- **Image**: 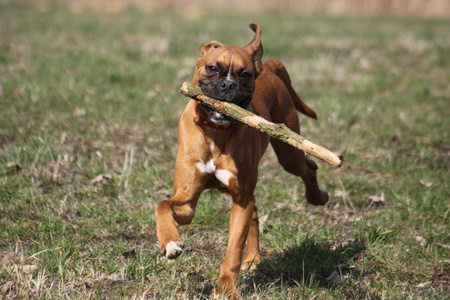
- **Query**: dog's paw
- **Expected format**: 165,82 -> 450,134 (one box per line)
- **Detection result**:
211,287 -> 239,300
320,187 -> 329,202
240,262 -> 258,271
241,255 -> 261,271
306,186 -> 329,206
163,241 -> 184,259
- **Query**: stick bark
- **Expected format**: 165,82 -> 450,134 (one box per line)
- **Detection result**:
179,82 -> 342,167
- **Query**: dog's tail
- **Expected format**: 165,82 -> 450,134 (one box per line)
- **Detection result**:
263,59 -> 317,120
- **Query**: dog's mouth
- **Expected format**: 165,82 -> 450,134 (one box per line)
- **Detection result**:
201,95 -> 252,125
197,81 -> 252,125
203,105 -> 235,125
199,82 -> 252,105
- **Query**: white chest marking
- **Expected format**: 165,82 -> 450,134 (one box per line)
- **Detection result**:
196,157 -> 236,187
226,55 -> 234,81
214,169 -> 235,186
196,158 -> 216,174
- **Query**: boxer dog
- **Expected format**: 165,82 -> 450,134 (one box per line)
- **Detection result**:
155,23 -> 329,298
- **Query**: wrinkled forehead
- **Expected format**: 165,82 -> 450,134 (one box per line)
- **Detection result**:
206,46 -> 253,69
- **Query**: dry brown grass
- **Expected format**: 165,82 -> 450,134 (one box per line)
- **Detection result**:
7,0 -> 450,17
1,3 -> 448,298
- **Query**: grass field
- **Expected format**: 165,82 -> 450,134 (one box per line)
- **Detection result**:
1,3 -> 449,299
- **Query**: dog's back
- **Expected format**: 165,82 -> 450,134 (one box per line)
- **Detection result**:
262,59 -> 317,120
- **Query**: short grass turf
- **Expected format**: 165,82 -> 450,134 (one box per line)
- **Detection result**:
0,3 -> 449,299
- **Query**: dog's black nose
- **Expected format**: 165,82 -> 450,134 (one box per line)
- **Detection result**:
219,79 -> 236,91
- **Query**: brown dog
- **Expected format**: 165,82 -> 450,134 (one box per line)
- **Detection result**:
155,23 -> 328,298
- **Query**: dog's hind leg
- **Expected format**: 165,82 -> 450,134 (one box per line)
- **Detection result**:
263,59 -> 317,120
271,138 -> 328,206
268,93 -> 328,205
264,61 -> 328,206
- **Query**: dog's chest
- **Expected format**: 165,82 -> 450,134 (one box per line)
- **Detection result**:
195,141 -> 237,189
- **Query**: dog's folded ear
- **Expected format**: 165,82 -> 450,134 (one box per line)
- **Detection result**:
193,41 -> 225,84
243,23 -> 263,77
199,41 -> 224,57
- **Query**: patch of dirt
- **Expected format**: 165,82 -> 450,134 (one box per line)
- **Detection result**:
0,251 -> 40,268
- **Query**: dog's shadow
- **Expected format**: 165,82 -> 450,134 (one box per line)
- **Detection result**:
195,228 -> 395,298
240,236 -> 365,294
196,236 -> 365,298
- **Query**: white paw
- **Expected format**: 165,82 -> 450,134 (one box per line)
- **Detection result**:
320,187 -> 329,201
241,262 -> 258,271
164,241 -> 184,259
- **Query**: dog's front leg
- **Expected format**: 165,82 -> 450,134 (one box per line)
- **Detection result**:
155,190 -> 200,259
241,205 -> 261,270
155,161 -> 205,259
214,195 -> 255,299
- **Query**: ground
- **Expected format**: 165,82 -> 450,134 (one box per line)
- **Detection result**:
0,3 -> 449,299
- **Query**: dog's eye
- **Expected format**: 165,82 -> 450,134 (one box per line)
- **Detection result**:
239,71 -> 252,79
206,65 -> 218,73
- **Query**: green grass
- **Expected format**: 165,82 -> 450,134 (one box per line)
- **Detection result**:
1,3 -> 449,299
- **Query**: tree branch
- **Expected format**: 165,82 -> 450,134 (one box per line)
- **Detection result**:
179,82 -> 342,167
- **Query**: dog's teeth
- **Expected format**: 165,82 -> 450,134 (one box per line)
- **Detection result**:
165,241 -> 183,259
212,111 -> 224,118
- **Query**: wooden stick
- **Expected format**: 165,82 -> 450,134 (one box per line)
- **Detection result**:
179,82 -> 342,167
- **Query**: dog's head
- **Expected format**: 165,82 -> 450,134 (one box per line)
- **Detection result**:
193,23 -> 263,125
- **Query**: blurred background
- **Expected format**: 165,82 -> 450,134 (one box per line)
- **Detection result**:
18,0 -> 450,17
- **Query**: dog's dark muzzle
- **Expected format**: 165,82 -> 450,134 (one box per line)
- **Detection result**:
219,78 -> 237,93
